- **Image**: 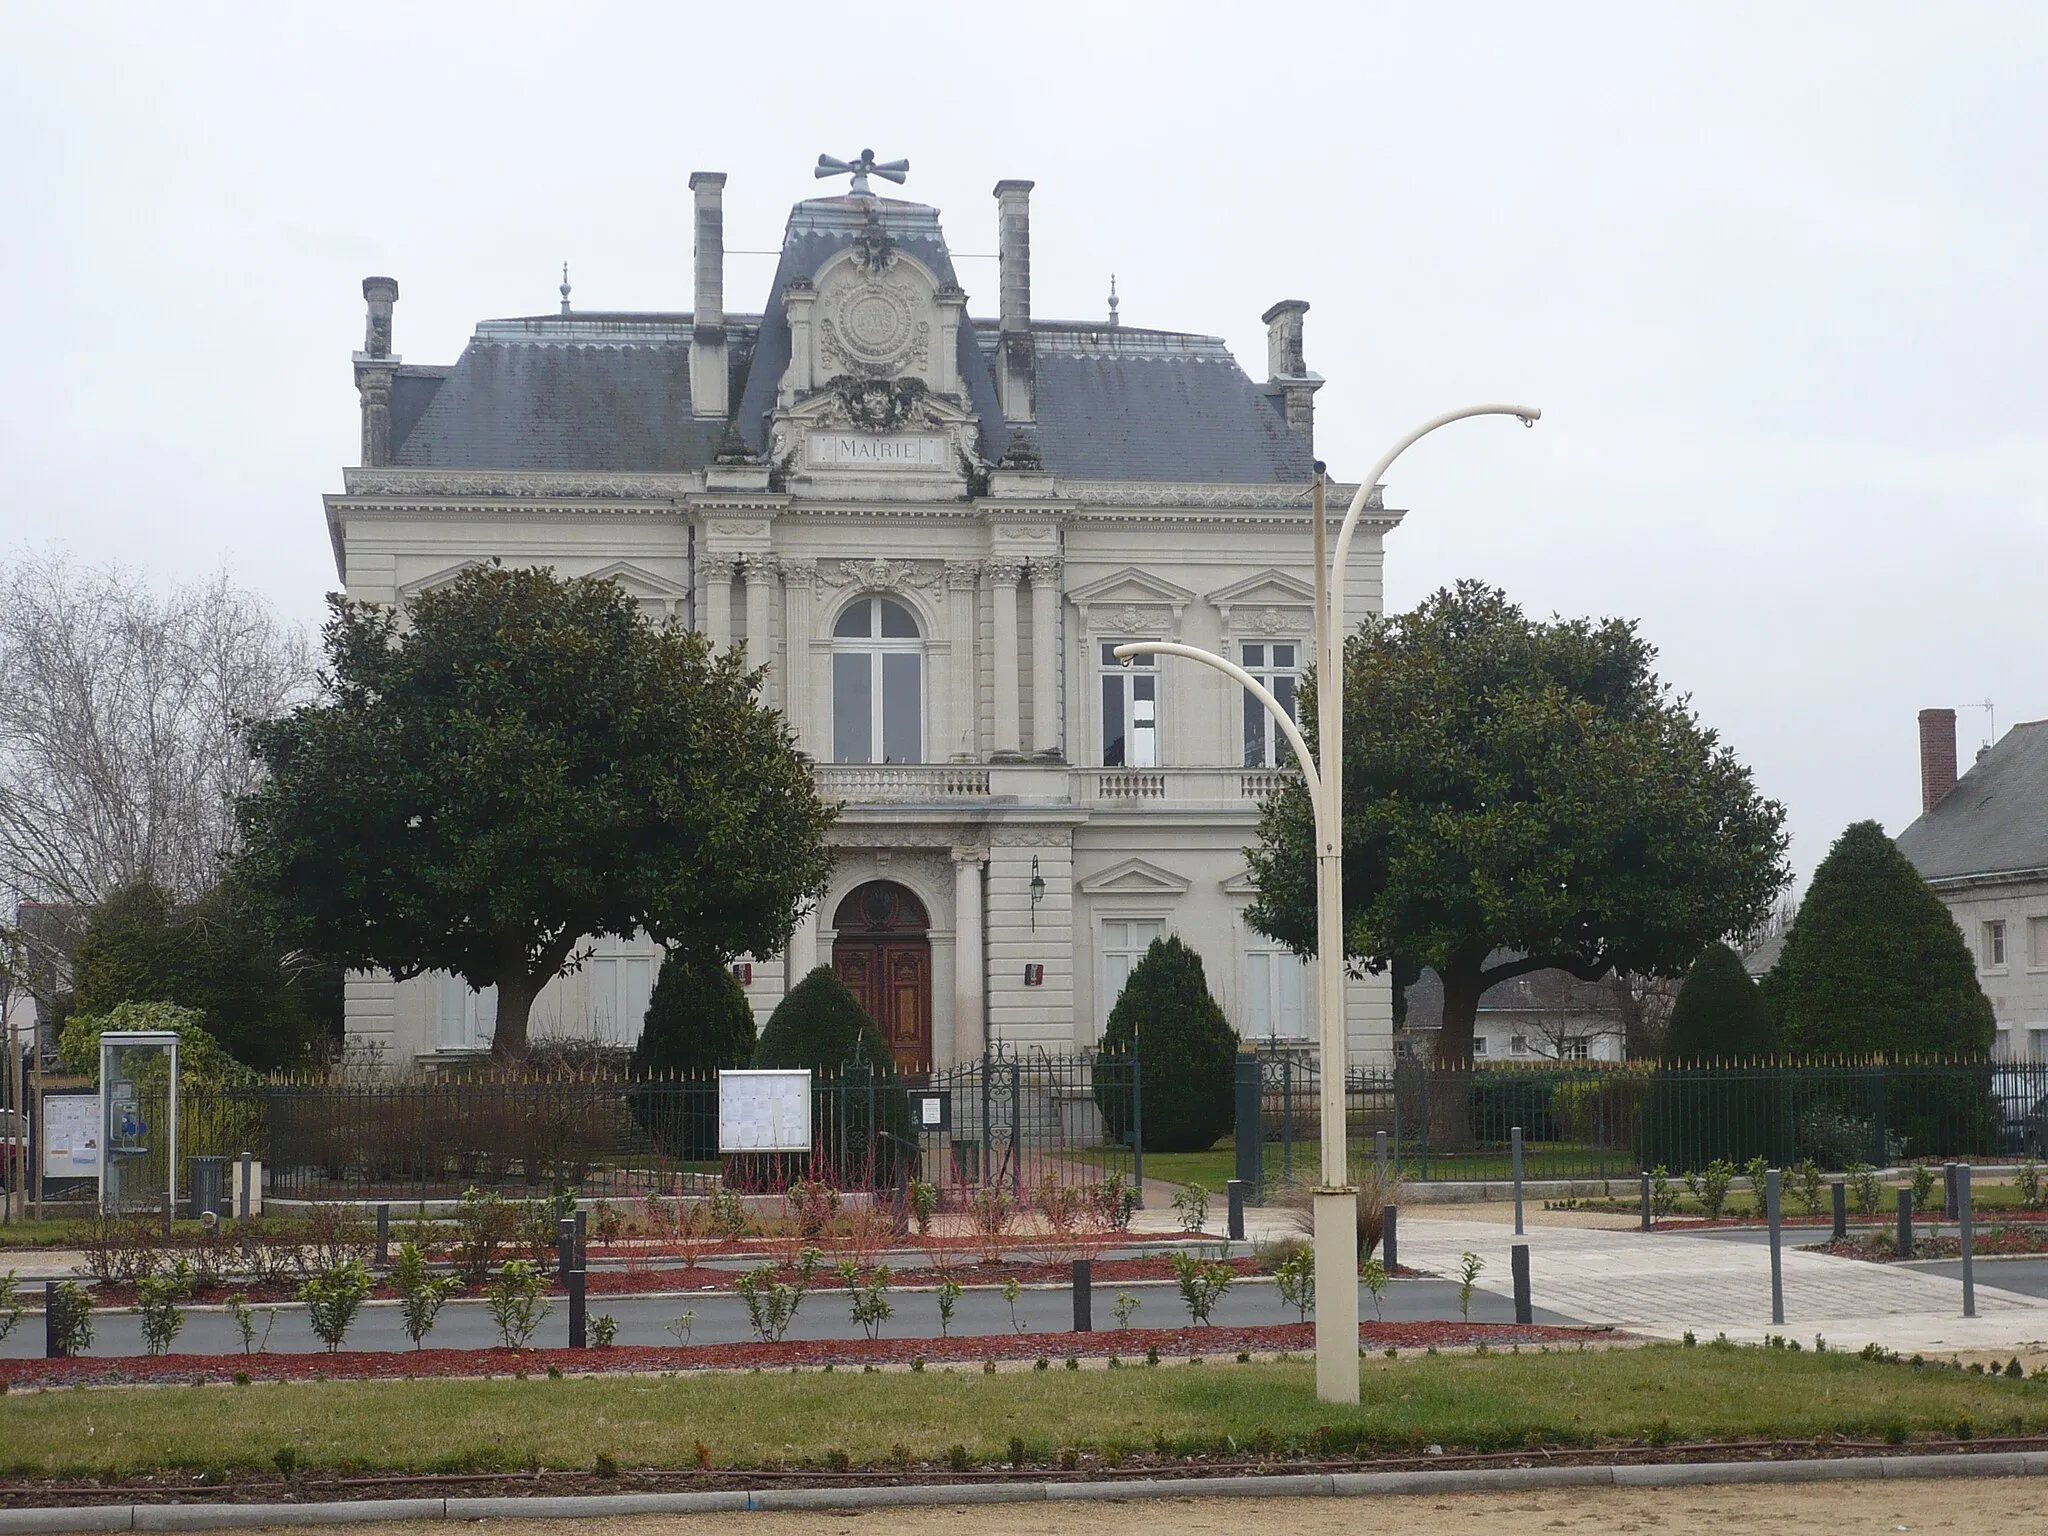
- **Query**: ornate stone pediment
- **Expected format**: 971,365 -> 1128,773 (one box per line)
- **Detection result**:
1078,856 -> 1192,897
1067,566 -> 1196,635
1207,569 -> 1315,636
396,558 -> 489,598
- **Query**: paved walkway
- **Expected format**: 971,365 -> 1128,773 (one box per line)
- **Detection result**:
1396,1208 -> 2048,1356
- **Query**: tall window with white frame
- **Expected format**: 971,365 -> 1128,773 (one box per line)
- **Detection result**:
1100,642 -> 1159,767
1984,919 -> 2009,970
1100,918 -> 1163,1019
1240,641 -> 1299,767
1243,938 -> 1310,1042
833,596 -> 923,764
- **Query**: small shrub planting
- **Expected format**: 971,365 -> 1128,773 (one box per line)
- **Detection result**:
1170,1249 -> 1234,1326
487,1260 -> 551,1350
300,1261 -> 371,1353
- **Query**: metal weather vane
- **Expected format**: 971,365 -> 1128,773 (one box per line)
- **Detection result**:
815,149 -> 909,198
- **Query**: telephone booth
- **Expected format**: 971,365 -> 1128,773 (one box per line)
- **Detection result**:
98,1030 -> 179,1217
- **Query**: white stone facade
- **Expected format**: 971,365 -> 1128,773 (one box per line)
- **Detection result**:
327,166 -> 1396,1072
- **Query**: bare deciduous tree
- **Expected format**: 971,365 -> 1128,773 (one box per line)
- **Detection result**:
0,553 -> 313,916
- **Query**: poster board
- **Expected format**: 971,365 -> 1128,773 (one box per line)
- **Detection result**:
717,1069 -> 812,1154
42,1093 -> 100,1179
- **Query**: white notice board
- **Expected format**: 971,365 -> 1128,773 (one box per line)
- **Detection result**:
717,1069 -> 812,1154
42,1093 -> 100,1179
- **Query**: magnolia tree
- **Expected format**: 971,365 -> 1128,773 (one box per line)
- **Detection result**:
236,565 -> 836,1060
1248,582 -> 1789,1066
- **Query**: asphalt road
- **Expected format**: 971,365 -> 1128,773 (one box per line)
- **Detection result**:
0,1276 -> 1576,1359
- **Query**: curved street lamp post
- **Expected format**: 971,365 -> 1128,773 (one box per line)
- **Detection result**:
1116,403 -> 1540,1404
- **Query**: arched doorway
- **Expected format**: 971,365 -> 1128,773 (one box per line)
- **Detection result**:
832,880 -> 933,1072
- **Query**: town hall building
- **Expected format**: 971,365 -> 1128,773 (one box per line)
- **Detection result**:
324,152 -> 1398,1071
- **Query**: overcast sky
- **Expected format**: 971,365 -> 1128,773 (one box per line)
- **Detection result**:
2,2 -> 2042,886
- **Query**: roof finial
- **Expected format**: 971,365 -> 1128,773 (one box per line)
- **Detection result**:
559,262 -> 572,316
1108,273 -> 1119,328
815,149 -> 909,198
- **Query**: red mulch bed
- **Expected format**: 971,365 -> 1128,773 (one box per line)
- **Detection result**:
0,1320 -> 1608,1391
1804,1225 -> 2048,1262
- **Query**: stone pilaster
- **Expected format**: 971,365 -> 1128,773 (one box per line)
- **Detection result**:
951,846 -> 986,1066
780,559 -> 816,749
699,552 -> 738,650
743,557 -> 778,697
1027,558 -> 1062,756
986,558 -> 1025,756
944,560 -> 983,760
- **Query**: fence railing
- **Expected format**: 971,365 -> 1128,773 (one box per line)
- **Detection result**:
124,1051 -> 1141,1207
1237,1054 -> 2047,1190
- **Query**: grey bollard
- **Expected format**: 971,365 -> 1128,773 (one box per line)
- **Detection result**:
1897,1186 -> 1914,1259
1640,1172 -> 1652,1232
1959,1164 -> 1975,1320
376,1204 -> 390,1269
575,1208 -> 587,1244
1072,1259 -> 1093,1332
569,1265 -> 586,1349
1945,1162 -> 1959,1221
44,1280 -> 61,1358
238,1149 -> 253,1262
1226,1179 -> 1246,1242
1511,1242 -> 1532,1324
1382,1204 -> 1398,1272
1511,1126 -> 1525,1236
1766,1168 -> 1784,1327
557,1218 -> 576,1284
1831,1181 -> 1847,1242
1375,1130 -> 1388,1182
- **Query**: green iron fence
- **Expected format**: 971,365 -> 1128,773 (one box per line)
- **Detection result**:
1239,1052 -> 2041,1191
140,1051 -> 1140,1206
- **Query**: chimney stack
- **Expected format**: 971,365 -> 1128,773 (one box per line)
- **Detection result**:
994,179 -> 1035,423
1919,707 -> 1958,814
1261,299 -> 1323,452
355,277 -> 400,466
689,171 -> 729,420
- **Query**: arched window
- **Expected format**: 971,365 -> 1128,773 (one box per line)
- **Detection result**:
833,596 -> 923,763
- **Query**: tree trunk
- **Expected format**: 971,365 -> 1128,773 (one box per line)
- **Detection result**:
1427,957 -> 1487,1153
1432,960 -> 1486,1067
492,971 -> 538,1061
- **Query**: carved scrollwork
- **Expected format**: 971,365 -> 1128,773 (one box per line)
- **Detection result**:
818,558 -> 943,590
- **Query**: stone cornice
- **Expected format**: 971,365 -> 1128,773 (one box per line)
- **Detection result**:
342,468 -> 701,498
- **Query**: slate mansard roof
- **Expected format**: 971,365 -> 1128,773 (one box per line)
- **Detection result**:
1897,720 -> 2048,883
382,194 -> 1313,483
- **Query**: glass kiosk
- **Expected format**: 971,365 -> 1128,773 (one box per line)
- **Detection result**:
98,1030 -> 179,1218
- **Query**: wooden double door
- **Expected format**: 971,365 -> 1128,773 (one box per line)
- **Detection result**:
831,880 -> 933,1073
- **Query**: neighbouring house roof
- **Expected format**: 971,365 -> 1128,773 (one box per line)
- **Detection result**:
1401,954 -> 1622,1032
381,194 -> 1309,483
1741,931 -> 1786,978
1897,720 -> 2048,883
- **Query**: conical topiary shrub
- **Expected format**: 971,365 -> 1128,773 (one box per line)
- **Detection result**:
1764,820 -> 1998,1160
628,949 -> 758,1159
1662,942 -> 1776,1062
1763,821 -> 1995,1059
749,966 -> 915,1188
1095,935 -> 1237,1153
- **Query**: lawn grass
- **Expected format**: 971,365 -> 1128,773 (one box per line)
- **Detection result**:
1,1345 -> 2043,1477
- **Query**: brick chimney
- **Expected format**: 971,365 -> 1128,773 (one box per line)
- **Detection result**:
689,171 -> 729,420
994,179 -> 1035,423
354,277 -> 400,467
1919,707 -> 1958,814
1261,298 -> 1323,452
